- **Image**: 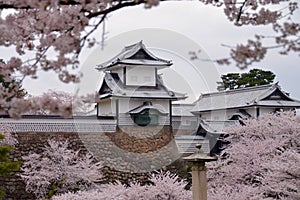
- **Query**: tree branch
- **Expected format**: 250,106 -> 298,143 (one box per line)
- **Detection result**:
236,0 -> 248,23
79,13 -> 108,54
86,0 -> 146,19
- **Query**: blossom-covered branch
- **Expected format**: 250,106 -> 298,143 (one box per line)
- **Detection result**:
0,0 -> 299,117
194,1 -> 299,68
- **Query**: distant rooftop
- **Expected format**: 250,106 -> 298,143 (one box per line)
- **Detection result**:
192,83 -> 300,113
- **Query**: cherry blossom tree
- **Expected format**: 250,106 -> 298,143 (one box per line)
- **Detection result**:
52,171 -> 191,200
0,125 -> 20,200
0,0 -> 299,117
297,115 -> 300,123
21,138 -> 190,199
0,125 -> 17,147
6,90 -> 96,118
28,90 -> 96,116
207,111 -> 300,200
7,91 -> 73,118
21,139 -> 103,199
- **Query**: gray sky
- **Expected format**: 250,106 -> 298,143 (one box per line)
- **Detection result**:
22,1 -> 300,102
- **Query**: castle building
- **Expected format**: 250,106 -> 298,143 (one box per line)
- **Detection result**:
96,41 -> 186,127
191,83 -> 300,121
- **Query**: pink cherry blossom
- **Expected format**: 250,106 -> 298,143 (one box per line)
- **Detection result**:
21,139 -> 103,199
0,0 -> 298,117
208,111 -> 300,200
0,124 -> 17,146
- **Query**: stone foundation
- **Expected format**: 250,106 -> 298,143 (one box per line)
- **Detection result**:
106,126 -> 173,153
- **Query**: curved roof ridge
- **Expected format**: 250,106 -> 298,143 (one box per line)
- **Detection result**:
123,41 -> 171,63
124,40 -> 143,50
96,41 -> 172,70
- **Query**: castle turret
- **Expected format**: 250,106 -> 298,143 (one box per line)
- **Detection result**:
96,41 -> 186,126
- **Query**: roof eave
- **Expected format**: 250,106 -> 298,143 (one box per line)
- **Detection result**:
109,95 -> 186,100
191,104 -> 255,113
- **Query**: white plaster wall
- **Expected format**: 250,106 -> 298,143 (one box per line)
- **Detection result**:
198,111 -> 212,120
245,107 -> 257,118
200,108 -> 254,120
118,98 -> 142,113
198,106 -> 296,120
118,113 -> 134,125
200,109 -> 230,121
259,107 -> 293,116
158,114 -> 170,125
98,99 -> 116,116
256,107 -> 295,117
173,116 -> 198,124
172,116 -> 199,130
125,67 -> 156,86
260,108 -> 271,116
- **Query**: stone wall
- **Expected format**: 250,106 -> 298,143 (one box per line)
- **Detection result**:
1,126 -> 180,200
106,125 -> 173,153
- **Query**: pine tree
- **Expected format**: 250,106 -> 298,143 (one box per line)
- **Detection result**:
221,68 -> 276,90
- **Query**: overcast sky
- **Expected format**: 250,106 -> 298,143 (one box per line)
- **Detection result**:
22,1 -> 300,102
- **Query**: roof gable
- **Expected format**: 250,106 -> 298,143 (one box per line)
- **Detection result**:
96,41 -> 172,70
98,78 -> 112,95
262,88 -> 292,101
128,49 -> 156,60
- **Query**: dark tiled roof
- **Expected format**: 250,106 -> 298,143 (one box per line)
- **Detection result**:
96,41 -> 172,70
98,72 -> 187,100
0,117 -> 116,133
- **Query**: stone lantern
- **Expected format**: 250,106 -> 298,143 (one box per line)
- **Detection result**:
183,144 -> 217,200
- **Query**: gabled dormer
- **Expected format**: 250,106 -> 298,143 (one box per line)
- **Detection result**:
261,87 -> 292,101
96,41 -> 172,87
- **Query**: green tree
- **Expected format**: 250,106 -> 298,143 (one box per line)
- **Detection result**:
0,59 -> 26,102
0,134 -> 20,200
221,68 -> 276,90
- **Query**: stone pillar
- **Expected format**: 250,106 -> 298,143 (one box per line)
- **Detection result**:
183,144 -> 217,200
192,162 -> 207,200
